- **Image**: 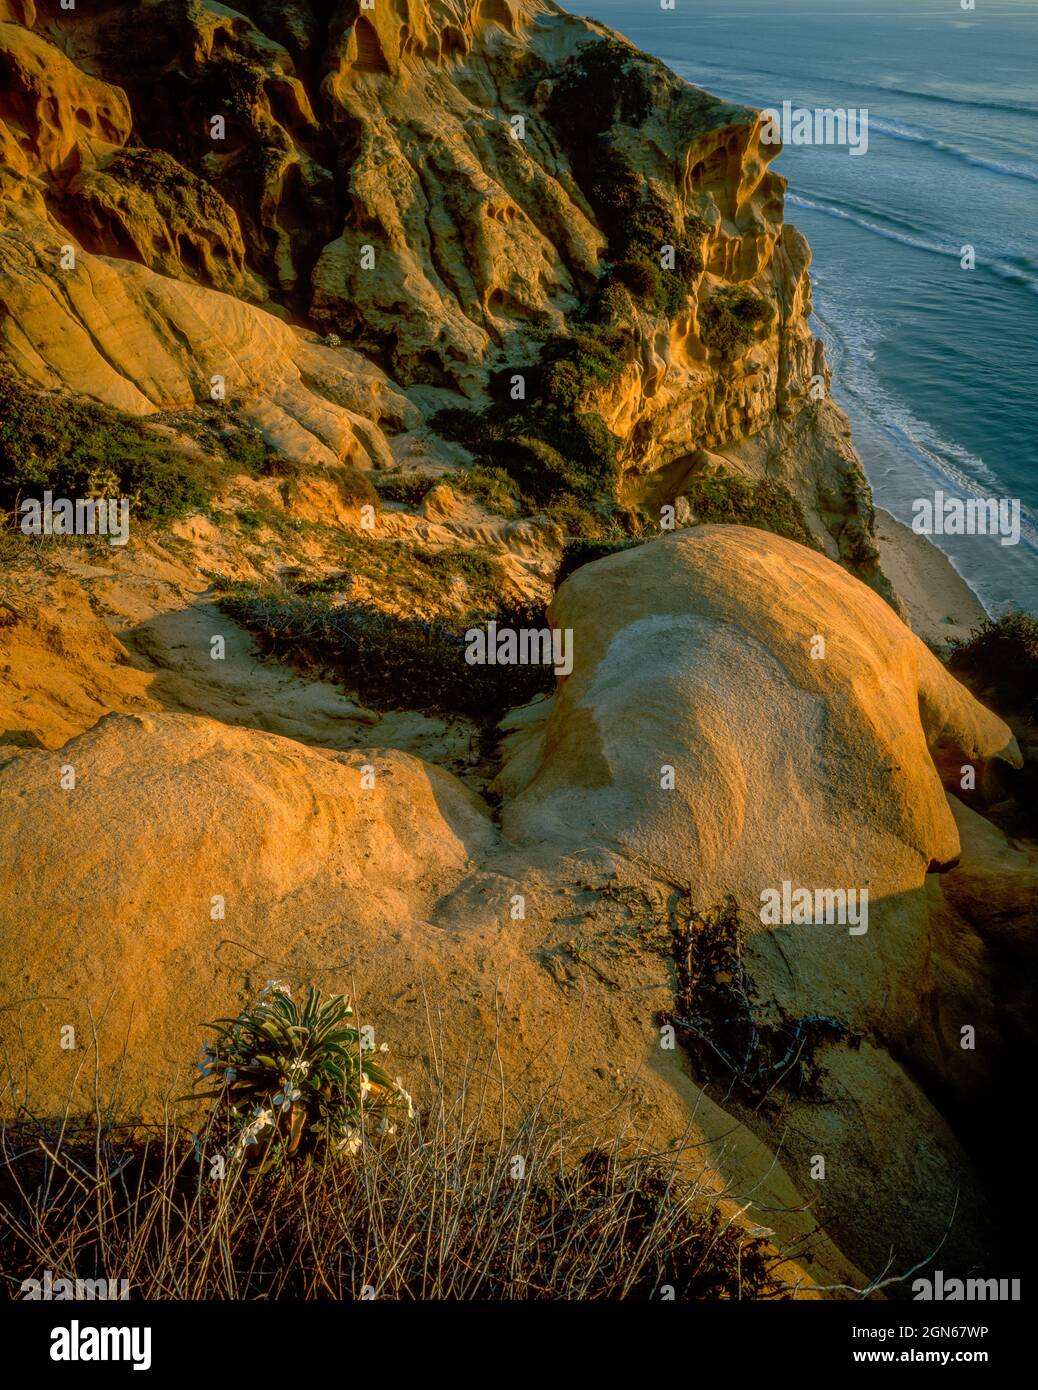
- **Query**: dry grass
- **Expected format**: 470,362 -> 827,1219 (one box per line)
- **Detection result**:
0,1075 -> 790,1301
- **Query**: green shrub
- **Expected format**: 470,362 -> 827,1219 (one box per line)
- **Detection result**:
548,39 -> 659,131
698,287 -> 771,360
219,422 -> 269,473
431,392 -> 621,515
544,44 -> 707,317
445,464 -> 522,517
555,537 -> 644,586
373,472 -> 437,506
949,611 -> 1038,719
533,330 -> 629,409
0,369 -> 236,525
261,454 -> 304,478
681,472 -> 820,550
193,982 -> 411,1175
333,464 -> 379,508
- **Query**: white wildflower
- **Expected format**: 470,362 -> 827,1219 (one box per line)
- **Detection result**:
336,1125 -> 362,1156
273,1083 -> 301,1110
394,1078 -> 415,1120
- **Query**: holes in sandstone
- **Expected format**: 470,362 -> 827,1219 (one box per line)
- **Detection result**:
352,18 -> 392,75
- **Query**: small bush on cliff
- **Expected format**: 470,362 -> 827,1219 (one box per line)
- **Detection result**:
0,371 -> 279,527
217,580 -> 553,717
662,895 -> 860,1106
431,331 -> 626,519
681,472 -> 820,550
445,464 -> 522,517
529,330 -> 628,411
699,286 -> 771,360
0,371 -> 210,524
949,610 -> 1038,720
192,982 -> 411,1175
544,43 -> 707,317
373,472 -> 438,506
547,38 -> 663,133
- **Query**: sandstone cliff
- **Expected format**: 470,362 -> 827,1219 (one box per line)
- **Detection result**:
0,0 -> 879,576
0,0 -> 1030,1297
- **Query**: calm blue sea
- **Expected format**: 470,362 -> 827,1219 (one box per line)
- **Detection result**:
580,0 -> 1038,613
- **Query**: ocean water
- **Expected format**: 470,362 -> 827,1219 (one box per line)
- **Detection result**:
579,0 -> 1038,613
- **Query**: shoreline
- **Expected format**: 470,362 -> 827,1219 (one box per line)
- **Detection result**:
874,507 -> 988,649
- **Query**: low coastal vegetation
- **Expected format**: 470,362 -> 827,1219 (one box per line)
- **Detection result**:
698,286 -> 772,360
0,997 -> 788,1300
373,465 -> 524,518
662,896 -> 860,1107
431,332 -> 627,533
949,610 -> 1038,720
0,370 -> 211,524
949,610 -> 1038,837
0,369 -> 287,526
680,471 -> 821,550
545,40 -> 709,317
217,577 -> 552,717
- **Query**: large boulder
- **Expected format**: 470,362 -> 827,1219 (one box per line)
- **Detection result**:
0,712 -> 494,1116
495,526 -> 1026,1272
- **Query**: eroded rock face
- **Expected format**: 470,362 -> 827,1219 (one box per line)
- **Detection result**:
1,5 -> 1026,1292
0,202 -> 416,463
496,526 -> 1021,888
0,0 -> 876,561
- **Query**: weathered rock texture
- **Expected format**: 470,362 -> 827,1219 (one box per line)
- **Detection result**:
0,0 -> 878,567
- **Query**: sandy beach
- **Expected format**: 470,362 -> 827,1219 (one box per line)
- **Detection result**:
874,507 -> 989,649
